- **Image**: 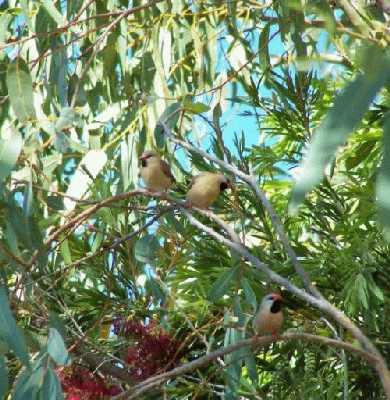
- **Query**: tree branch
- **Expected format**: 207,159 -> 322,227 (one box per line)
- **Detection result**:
158,121 -> 390,396
114,332 -> 380,399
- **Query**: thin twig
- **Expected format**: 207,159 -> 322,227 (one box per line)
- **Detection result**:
70,0 -> 164,107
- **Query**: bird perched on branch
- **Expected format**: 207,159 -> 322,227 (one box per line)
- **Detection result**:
186,172 -> 231,209
139,150 -> 175,192
253,293 -> 284,336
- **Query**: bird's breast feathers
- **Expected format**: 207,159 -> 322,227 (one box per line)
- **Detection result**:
187,179 -> 220,208
253,307 -> 283,335
140,161 -> 172,190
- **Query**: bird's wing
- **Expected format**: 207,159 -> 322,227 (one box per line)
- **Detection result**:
160,159 -> 176,182
190,172 -> 209,187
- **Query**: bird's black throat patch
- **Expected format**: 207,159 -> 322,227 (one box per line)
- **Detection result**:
220,182 -> 228,191
141,159 -> 147,167
270,300 -> 282,313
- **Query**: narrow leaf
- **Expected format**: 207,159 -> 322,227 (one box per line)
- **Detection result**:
47,328 -> 70,366
41,0 -> 66,26
377,113 -> 390,240
41,367 -> 64,400
0,287 -> 29,366
0,130 -> 23,185
0,356 -> 8,399
134,235 -> 161,264
208,266 -> 239,302
290,48 -> 390,213
259,23 -> 270,68
154,103 -> 181,148
55,107 -> 76,132
13,364 -> 44,400
6,58 -> 36,122
182,101 -> 210,114
242,278 -> 257,313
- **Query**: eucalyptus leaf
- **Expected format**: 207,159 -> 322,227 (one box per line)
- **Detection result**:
0,356 -> 8,399
41,367 -> 64,400
0,287 -> 29,366
182,101 -> 210,114
13,364 -> 44,400
0,130 -> 23,186
290,48 -> 390,213
134,234 -> 161,264
47,328 -> 70,366
6,58 -> 36,122
55,107 -> 76,132
376,113 -> 390,240
154,103 -> 181,148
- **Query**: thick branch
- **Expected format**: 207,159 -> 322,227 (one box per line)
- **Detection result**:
114,333 -> 380,399
162,123 -> 320,297
181,210 -> 390,397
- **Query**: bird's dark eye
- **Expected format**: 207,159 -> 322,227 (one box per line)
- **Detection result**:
220,182 -> 228,191
141,159 -> 147,167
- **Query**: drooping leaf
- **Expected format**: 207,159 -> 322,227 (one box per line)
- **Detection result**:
244,350 -> 258,384
145,276 -> 166,302
13,364 -> 44,400
0,356 -> 8,399
47,328 -> 70,366
290,48 -> 390,213
182,100 -> 210,114
242,278 -> 257,313
41,0 -> 66,26
46,196 -> 64,210
154,103 -> 181,148
376,113 -> 390,240
259,23 -> 271,68
55,107 -> 76,133
0,130 -> 23,186
208,266 -> 240,302
134,235 -> 161,264
41,367 -> 64,400
0,287 -> 29,366
6,58 -> 36,122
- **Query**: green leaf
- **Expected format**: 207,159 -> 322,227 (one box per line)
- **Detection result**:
154,103 -> 181,148
244,351 -> 258,384
49,312 -> 68,340
134,235 -> 161,264
377,113 -> 390,240
47,328 -> 70,366
290,48 -> 390,214
46,196 -> 64,210
41,367 -> 64,400
182,101 -> 210,114
224,327 -> 243,399
41,0 -> 66,26
345,140 -> 376,170
0,130 -> 23,186
0,287 -> 29,366
0,14 -> 12,46
259,23 -> 270,68
6,58 -> 36,122
242,278 -> 257,313
60,240 -> 72,265
208,266 -> 239,302
0,356 -> 8,399
145,276 -> 166,302
13,364 -> 44,400
55,107 -> 76,132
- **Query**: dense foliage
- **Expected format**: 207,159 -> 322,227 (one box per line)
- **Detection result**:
0,0 -> 389,399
